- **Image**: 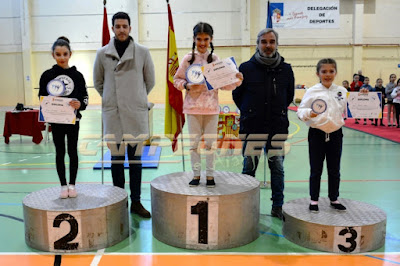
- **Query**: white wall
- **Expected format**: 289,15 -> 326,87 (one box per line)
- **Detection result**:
0,0 -> 400,106
0,0 -> 21,53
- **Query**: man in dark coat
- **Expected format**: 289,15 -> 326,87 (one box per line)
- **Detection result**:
233,28 -> 294,219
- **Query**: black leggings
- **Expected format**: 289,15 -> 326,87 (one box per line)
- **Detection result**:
51,122 -> 80,186
394,103 -> 400,126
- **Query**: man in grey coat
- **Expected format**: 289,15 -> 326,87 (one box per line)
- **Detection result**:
93,12 -> 155,218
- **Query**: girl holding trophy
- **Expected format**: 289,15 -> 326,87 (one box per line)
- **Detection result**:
297,58 -> 349,213
173,22 -> 243,187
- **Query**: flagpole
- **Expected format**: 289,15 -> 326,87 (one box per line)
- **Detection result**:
179,116 -> 185,172
101,0 -> 110,185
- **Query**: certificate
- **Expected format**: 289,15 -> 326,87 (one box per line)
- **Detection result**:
346,92 -> 382,119
201,57 -> 239,89
39,96 -> 77,124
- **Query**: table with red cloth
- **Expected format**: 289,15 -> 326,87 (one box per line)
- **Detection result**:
3,110 -> 47,144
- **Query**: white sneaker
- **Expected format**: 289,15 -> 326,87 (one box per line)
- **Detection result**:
68,185 -> 77,198
60,186 -> 68,199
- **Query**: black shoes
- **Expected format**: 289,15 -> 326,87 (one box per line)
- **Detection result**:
308,202 -> 346,212
189,177 -> 216,188
189,178 -> 200,187
206,178 -> 215,188
309,204 -> 319,213
330,202 -> 347,211
271,206 -> 283,220
130,201 -> 151,218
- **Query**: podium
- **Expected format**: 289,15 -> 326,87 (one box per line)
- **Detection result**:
282,197 -> 386,253
151,171 -> 260,250
23,184 -> 129,252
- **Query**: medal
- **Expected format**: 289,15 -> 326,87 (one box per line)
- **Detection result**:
311,99 -> 327,114
185,64 -> 205,84
46,79 -> 66,96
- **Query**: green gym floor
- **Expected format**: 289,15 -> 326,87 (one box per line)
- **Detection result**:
0,105 -> 399,266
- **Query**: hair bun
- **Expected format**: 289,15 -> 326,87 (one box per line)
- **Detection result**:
57,36 -> 70,44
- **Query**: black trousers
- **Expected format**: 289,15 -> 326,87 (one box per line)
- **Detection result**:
51,122 -> 80,186
111,143 -> 142,202
394,103 -> 400,126
308,127 -> 343,202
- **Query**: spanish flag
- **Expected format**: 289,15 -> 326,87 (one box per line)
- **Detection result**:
165,1 -> 185,152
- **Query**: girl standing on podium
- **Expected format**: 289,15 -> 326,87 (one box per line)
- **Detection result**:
39,37 -> 88,199
173,22 -> 243,187
297,58 -> 353,213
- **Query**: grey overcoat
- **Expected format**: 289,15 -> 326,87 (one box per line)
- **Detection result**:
93,38 -> 155,143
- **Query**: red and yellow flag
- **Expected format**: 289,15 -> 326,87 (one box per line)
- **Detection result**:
165,1 -> 185,152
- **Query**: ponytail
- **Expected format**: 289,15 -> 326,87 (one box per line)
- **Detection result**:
188,42 -> 196,65
207,42 -> 214,63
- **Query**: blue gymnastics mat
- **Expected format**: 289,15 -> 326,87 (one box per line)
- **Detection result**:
93,146 -> 161,169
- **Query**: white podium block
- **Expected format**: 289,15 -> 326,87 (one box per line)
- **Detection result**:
151,171 -> 260,250
23,184 -> 129,252
282,197 -> 386,253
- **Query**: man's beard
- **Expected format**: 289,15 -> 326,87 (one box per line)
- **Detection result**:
260,49 -> 276,58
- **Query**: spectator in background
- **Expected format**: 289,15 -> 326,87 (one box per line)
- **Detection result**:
386,74 -> 397,127
350,74 -> 363,124
374,78 -> 385,126
357,70 -> 365,83
350,74 -> 363,91
360,77 -> 374,125
390,78 -> 400,128
342,80 -> 351,91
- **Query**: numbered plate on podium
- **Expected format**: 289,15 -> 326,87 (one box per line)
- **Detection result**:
47,212 -> 82,252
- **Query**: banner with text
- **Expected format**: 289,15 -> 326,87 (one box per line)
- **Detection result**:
268,0 -> 340,28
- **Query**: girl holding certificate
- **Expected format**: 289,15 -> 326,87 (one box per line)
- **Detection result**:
173,22 -> 243,187
297,58 -> 349,213
39,37 -> 88,199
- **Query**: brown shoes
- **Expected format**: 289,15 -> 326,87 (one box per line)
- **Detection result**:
130,201 -> 151,218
